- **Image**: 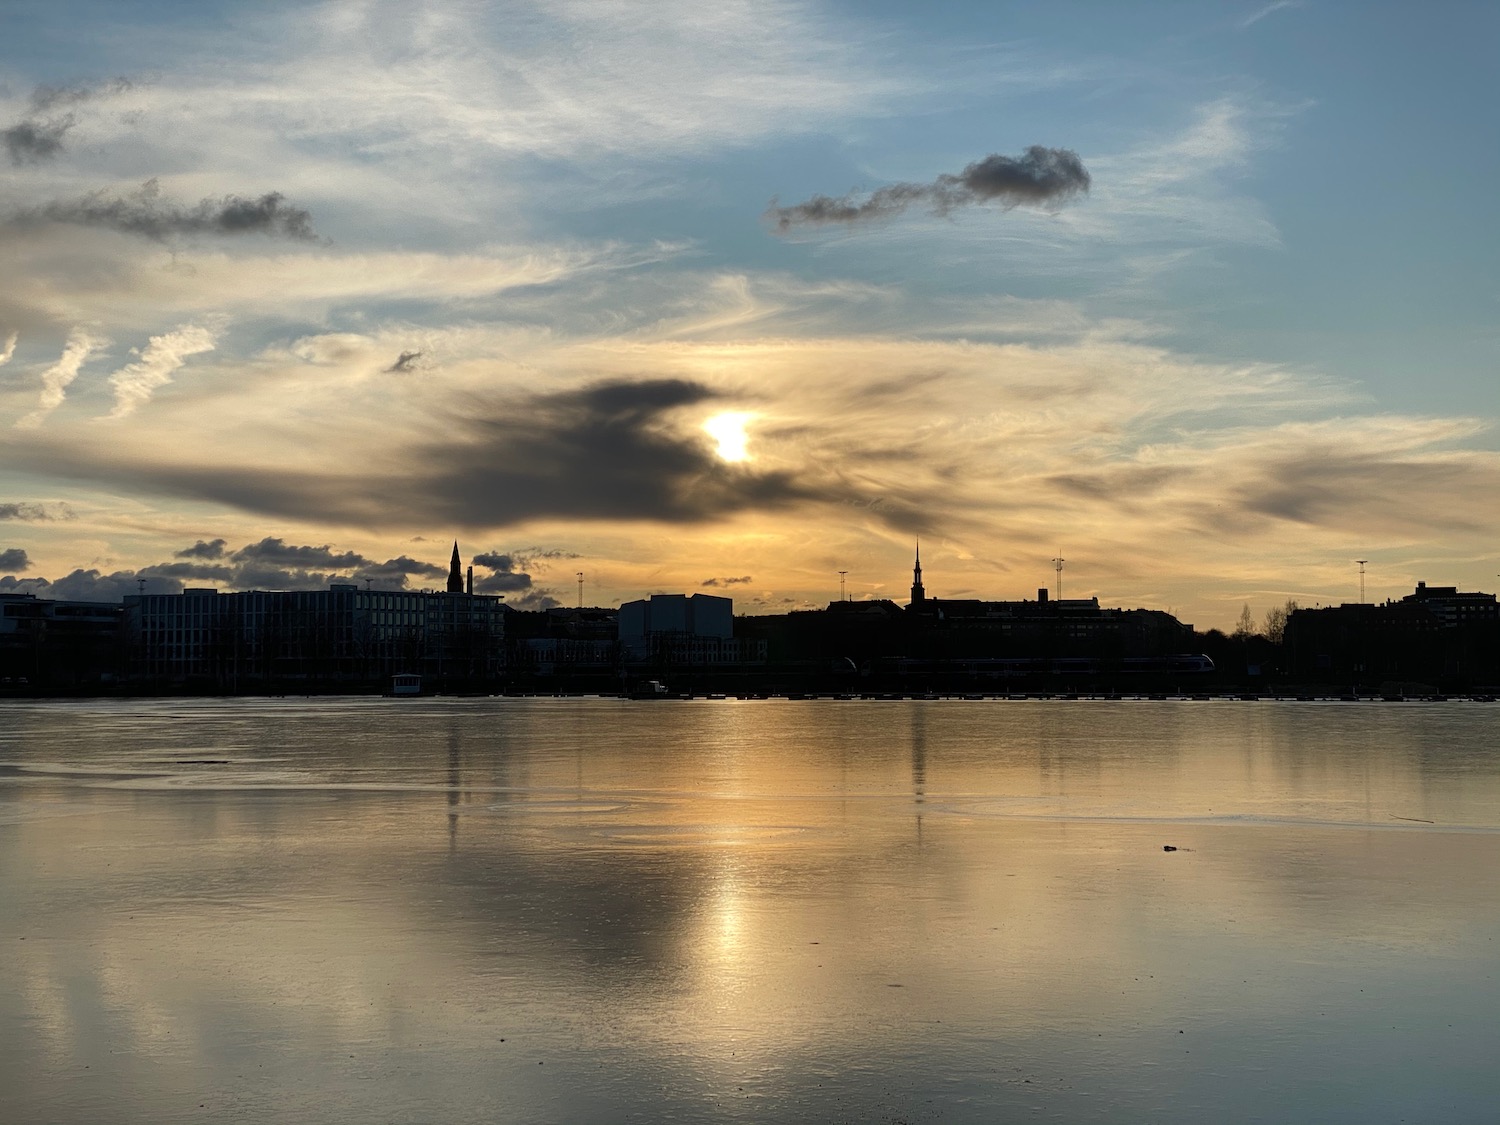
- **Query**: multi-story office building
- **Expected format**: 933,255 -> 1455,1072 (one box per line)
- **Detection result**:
617,593 -> 765,665
0,592 -> 125,687
126,583 -> 506,686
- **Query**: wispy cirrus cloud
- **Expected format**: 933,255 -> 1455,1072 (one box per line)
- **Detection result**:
105,323 -> 219,419
1239,1 -> 1301,30
15,327 -> 108,430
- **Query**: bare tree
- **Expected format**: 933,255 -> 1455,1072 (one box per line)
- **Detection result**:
1233,603 -> 1257,640
1263,599 -> 1300,645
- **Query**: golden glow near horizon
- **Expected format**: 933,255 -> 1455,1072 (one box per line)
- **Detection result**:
1,3 -> 1498,632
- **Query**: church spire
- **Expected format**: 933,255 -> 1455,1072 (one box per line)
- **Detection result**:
910,538 -> 925,605
447,540 -> 464,593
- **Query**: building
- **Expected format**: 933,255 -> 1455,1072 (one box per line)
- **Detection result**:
1,592 -> 125,688
1284,582 -> 1499,688
617,593 -> 764,666
506,606 -> 620,679
126,545 -> 506,686
901,544 -> 1194,659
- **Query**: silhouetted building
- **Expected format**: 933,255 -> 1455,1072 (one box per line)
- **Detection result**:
744,552 -> 1199,686
1284,582 -> 1499,688
507,606 -> 620,678
1,592 -> 124,689
447,541 -> 464,594
126,583 -> 506,687
618,593 -> 764,666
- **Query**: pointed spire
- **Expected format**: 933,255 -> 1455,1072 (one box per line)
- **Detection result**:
910,537 -> 926,605
447,540 -> 464,593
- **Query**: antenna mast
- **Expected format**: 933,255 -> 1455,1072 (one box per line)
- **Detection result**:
1356,560 -> 1367,604
1052,554 -> 1065,601
576,571 -> 584,608
838,570 -> 847,602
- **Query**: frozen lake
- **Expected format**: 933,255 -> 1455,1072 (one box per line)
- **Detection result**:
3,697 -> 1499,1123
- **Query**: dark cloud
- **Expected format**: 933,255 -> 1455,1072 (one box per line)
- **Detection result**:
0,547 -> 30,572
174,538 -> 228,559
474,571 -> 533,594
47,568 -> 184,600
768,146 -> 1090,231
424,378 -> 820,526
505,589 -> 562,611
11,179 -> 318,242
2,378 -> 879,531
0,502 -> 72,521
1,538 -> 461,599
352,555 -> 447,585
472,551 -> 520,571
3,117 -> 75,164
474,548 -> 579,569
227,564 -> 339,591
139,561 -> 235,582
30,78 -> 134,113
0,575 -> 49,593
701,575 -> 752,587
1229,453 -> 1483,533
472,552 -> 535,594
388,350 -> 422,372
4,79 -> 133,165
232,537 -> 366,569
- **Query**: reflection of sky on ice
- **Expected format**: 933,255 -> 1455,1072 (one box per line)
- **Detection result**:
2,698 -> 1499,1123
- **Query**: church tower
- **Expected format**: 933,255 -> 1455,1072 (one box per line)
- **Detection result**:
447,541 -> 464,594
910,539 -> 926,605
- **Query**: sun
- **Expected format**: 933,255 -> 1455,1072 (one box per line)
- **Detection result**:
703,412 -> 754,462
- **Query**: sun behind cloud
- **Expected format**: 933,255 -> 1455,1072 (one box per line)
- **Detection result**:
703,411 -> 754,463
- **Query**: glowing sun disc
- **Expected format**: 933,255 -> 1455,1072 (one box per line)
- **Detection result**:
703,412 -> 753,462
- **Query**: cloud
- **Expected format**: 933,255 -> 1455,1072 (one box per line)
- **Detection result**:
106,323 -> 218,419
474,547 -> 578,570
0,575 -> 49,593
2,540 -> 455,597
1239,1 -> 1300,29
470,549 -> 574,606
12,180 -> 318,243
504,588 -> 562,611
474,571 -> 533,594
42,376 -> 828,530
175,538 -> 228,559
421,378 -> 822,526
46,568 -> 184,600
0,331 -> 15,366
352,555 -> 447,585
232,537 -> 365,570
139,561 -> 235,582
2,118 -> 75,164
701,575 -> 751,586
387,350 -> 422,372
29,78 -> 135,113
769,147 -> 1091,231
0,502 -> 73,521
3,80 -> 132,165
16,328 -> 108,430
472,551 -> 536,594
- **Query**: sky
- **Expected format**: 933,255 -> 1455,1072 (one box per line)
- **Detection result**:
1,0 -> 1496,627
